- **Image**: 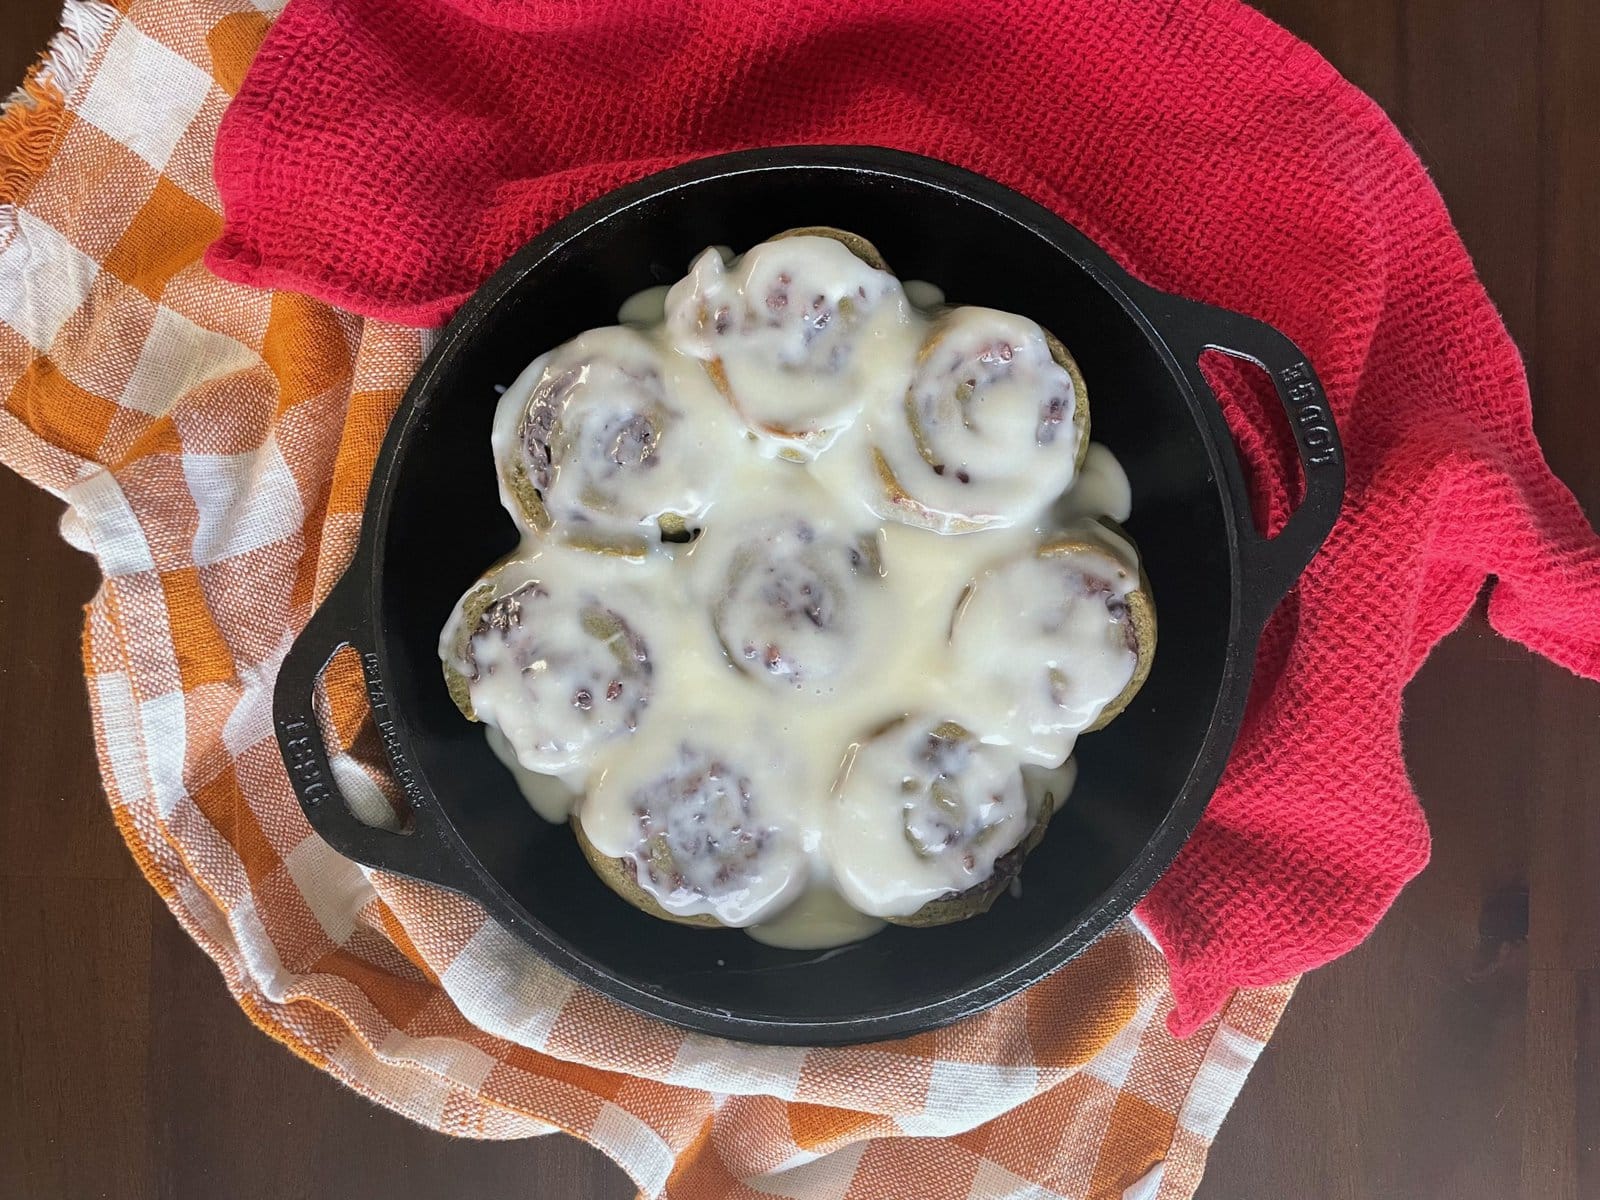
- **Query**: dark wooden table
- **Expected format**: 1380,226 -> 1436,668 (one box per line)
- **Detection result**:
2,3 -> 1595,1197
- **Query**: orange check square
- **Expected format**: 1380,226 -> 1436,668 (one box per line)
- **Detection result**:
158,566 -> 238,689
206,11 -> 273,97
104,177 -> 223,302
5,356 -> 118,461
1087,1092 -> 1177,1199
263,290 -> 353,415
190,762 -> 280,886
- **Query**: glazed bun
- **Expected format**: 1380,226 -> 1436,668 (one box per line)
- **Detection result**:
491,326 -> 724,553
664,232 -> 911,458
867,306 -> 1089,533
440,559 -> 653,774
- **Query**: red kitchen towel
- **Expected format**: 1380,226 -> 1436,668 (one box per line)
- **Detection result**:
206,0 -> 1600,1033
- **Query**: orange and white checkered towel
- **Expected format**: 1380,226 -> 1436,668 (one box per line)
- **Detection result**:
0,2 -> 1292,1195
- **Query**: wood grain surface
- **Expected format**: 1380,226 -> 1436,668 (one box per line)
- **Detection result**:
1,2 -> 1595,1197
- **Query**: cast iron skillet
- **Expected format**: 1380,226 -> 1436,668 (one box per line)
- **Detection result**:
274,146 -> 1343,1046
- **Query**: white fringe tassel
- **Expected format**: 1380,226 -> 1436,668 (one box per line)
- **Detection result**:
40,0 -> 120,96
0,0 -> 120,249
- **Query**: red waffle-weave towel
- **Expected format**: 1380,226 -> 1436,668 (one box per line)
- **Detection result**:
206,0 -> 1600,1033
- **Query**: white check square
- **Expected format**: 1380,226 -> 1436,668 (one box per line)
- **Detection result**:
121,305 -> 258,417
182,438 -> 305,566
0,210 -> 98,351
77,22 -> 214,172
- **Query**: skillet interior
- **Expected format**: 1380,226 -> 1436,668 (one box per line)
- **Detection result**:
370,155 -> 1235,1034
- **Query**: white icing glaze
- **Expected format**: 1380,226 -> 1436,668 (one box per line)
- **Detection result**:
746,883 -> 885,949
902,279 -> 946,310
486,724 -> 579,823
663,237 -> 916,456
583,711 -> 810,925
489,326 -> 738,544
617,284 -> 670,327
703,510 -> 883,690
1023,758 -> 1079,815
447,233 -> 1148,946
440,549 -> 663,774
1055,441 -> 1132,523
949,529 -> 1140,767
862,306 -> 1084,533
826,717 -> 1031,919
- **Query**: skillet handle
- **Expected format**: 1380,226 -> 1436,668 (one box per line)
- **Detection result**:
1143,293 -> 1345,631
273,573 -> 471,892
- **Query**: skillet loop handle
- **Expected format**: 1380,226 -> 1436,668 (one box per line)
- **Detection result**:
1154,297 -> 1346,632
273,575 -> 463,889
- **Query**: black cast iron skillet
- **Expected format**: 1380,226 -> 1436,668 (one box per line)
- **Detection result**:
274,147 -> 1342,1046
